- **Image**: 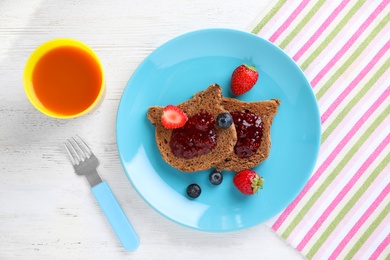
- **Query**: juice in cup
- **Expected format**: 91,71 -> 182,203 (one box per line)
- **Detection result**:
23,38 -> 105,118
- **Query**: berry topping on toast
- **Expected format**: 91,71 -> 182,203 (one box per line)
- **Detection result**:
161,105 -> 188,129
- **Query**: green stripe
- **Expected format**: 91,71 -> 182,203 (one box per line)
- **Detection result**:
321,57 -> 390,144
306,152 -> 390,258
251,0 -> 287,34
344,200 -> 390,259
316,14 -> 390,100
300,0 -> 366,71
281,105 -> 390,239
279,0 -> 326,49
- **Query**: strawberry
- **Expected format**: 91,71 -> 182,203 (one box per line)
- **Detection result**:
161,105 -> 188,129
233,169 -> 264,195
231,64 -> 259,95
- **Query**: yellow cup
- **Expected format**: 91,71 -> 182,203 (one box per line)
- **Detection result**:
23,38 -> 105,118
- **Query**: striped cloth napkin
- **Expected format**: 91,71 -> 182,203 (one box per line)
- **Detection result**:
250,1 -> 390,259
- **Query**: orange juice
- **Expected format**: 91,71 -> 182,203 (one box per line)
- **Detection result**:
24,38 -> 104,118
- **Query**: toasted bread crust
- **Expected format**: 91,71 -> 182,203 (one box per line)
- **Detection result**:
147,84 -> 237,172
214,98 -> 280,172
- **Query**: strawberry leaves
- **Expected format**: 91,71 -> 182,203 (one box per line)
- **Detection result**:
233,169 -> 264,195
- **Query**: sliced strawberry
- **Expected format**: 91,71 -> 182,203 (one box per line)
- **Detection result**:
161,105 -> 188,129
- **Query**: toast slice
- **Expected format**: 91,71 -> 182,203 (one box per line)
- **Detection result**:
147,84 -> 237,172
214,98 -> 280,172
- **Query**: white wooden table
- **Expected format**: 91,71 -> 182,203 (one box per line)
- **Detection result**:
0,1 -> 304,259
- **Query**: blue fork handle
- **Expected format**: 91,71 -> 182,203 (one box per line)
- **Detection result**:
91,181 -> 140,251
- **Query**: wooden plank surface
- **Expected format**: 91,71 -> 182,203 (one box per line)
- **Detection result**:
0,1 -> 304,259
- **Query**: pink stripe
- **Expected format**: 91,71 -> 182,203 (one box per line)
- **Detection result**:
313,164 -> 390,258
285,116 -> 390,245
269,0 -> 310,43
256,2 -> 292,38
293,0 -> 349,61
321,39 -> 390,124
301,0 -> 373,80
320,68 -> 390,154
369,232 -> 390,260
310,1 -> 388,87
329,183 -> 390,260
355,213 -> 390,259
272,87 -> 390,231
317,21 -> 390,126
296,132 -> 390,251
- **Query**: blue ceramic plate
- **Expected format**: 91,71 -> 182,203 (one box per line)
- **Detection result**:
116,29 -> 321,232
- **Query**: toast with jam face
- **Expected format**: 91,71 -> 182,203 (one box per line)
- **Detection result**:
214,97 -> 280,172
147,84 -> 237,172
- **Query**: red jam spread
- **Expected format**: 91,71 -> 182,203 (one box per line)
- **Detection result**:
170,111 -> 217,159
231,110 -> 263,158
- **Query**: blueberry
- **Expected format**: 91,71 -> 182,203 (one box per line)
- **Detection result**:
187,184 -> 201,198
216,113 -> 233,129
209,171 -> 223,185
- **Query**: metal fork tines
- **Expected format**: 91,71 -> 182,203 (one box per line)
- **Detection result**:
64,136 -> 102,187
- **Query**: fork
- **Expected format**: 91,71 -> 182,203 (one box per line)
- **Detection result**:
64,136 -> 139,251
